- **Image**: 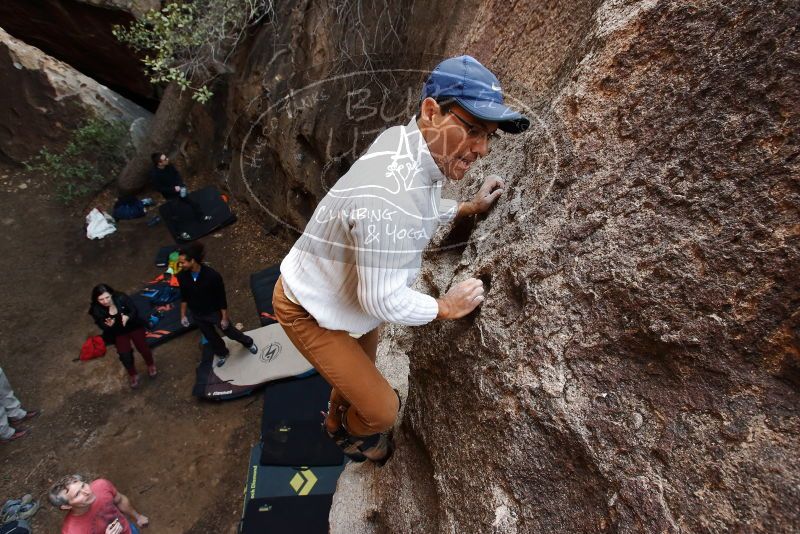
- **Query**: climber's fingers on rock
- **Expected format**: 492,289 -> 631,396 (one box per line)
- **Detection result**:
446,278 -> 486,316
481,174 -> 505,193
452,277 -> 482,294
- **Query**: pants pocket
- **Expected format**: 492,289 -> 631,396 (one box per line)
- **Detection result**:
289,311 -> 312,328
273,278 -> 312,327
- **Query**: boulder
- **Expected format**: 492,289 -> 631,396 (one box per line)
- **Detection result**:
0,27 -> 151,163
324,0 -> 799,533
164,0 -> 796,530
76,0 -> 160,19
0,0 -> 159,107
183,0 -> 478,231
128,116 -> 152,153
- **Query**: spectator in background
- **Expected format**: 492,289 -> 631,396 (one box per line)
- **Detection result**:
0,366 -> 40,443
149,152 -> 211,240
177,242 -> 258,368
89,284 -> 157,389
48,474 -> 148,534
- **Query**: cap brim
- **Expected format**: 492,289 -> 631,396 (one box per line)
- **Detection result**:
455,97 -> 530,134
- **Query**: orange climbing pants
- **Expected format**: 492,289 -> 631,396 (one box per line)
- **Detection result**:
272,276 -> 399,437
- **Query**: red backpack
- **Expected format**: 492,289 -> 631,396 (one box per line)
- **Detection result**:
79,335 -> 107,361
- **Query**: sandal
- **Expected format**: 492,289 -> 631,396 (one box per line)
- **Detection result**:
1,499 -> 22,519
16,500 -> 40,521
1,495 -> 38,523
9,410 -> 41,424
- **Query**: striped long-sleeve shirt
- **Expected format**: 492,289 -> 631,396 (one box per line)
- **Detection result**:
280,116 -> 458,334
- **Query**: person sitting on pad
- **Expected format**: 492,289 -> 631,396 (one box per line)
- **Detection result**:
273,55 -> 529,463
149,152 -> 211,240
177,242 -> 258,367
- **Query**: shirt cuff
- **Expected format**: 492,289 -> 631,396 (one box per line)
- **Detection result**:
438,198 -> 459,223
402,291 -> 439,326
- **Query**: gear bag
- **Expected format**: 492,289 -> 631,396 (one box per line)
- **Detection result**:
79,335 -> 107,361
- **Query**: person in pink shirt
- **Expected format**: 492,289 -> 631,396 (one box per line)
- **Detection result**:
48,475 -> 149,534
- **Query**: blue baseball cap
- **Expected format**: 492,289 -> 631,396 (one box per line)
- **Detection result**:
420,55 -> 530,134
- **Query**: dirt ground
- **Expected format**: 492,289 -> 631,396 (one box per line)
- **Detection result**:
0,164 -> 292,533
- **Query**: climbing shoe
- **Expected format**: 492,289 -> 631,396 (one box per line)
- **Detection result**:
361,432 -> 394,465
326,426 -> 370,462
325,424 -> 393,464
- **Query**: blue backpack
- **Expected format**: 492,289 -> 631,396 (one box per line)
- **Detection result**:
141,286 -> 180,305
112,196 -> 146,220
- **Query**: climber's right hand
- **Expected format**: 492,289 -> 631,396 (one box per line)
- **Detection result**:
436,278 -> 485,320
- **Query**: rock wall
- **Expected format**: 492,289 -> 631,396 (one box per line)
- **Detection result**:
332,0 -> 798,533
0,27 -> 151,163
185,0 -> 482,232
17,0 -> 792,531
77,0 -> 159,18
0,0 -> 159,108
110,0 -> 797,530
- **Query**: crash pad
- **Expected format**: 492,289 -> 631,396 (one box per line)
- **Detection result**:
239,443 -> 343,534
192,323 -> 314,400
159,186 -> 236,242
260,373 -> 344,466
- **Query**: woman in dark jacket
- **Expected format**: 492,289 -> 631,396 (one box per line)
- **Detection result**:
89,284 -> 156,388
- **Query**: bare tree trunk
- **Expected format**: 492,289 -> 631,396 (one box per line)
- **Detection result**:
117,81 -> 196,193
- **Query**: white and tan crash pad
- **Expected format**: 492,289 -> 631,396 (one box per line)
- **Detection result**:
192,323 -> 315,400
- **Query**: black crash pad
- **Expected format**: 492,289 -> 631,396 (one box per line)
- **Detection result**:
250,264 -> 281,326
247,443 -> 344,497
159,186 -> 236,242
239,494 -> 332,534
130,283 -> 196,347
260,373 -> 344,466
239,443 -> 343,534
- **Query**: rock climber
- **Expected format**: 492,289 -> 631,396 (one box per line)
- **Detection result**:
273,55 -> 529,462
